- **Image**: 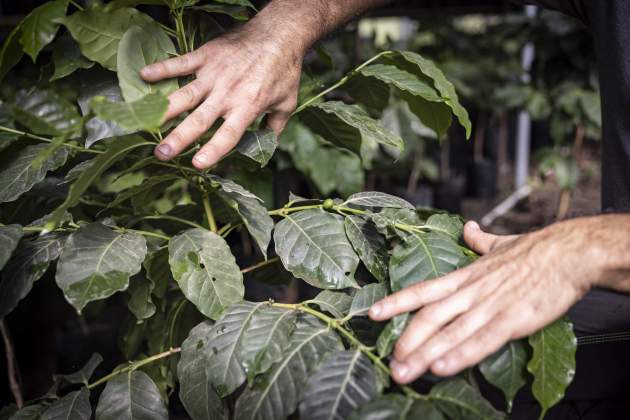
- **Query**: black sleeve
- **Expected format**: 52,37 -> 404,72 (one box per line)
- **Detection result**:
513,0 -> 588,23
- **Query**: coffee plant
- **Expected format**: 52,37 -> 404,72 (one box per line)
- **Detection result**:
0,1 -> 577,419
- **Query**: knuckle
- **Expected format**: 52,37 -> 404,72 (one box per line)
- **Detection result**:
189,111 -> 208,129
181,84 -> 199,104
167,130 -> 186,148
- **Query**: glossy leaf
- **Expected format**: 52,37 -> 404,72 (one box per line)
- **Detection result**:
55,223 -> 147,312
178,321 -> 228,420
371,208 -> 422,239
11,89 -> 82,136
19,0 -> 68,62
274,209 -> 359,289
527,319 -> 577,419
345,216 -> 388,282
50,33 -> 94,81
168,228 -> 244,320
61,7 -> 153,70
430,378 -> 506,420
0,225 -> 23,270
8,404 -> 47,420
77,78 -> 129,147
309,290 -> 353,318
40,388 -> 91,420
62,353 -> 103,386
348,395 -> 444,420
95,370 -> 168,420
127,274 -> 156,321
300,101 -> 404,161
343,192 -> 413,210
0,25 -> 24,83
117,25 -> 178,102
376,313 -> 409,357
234,314 -> 343,420
194,4 -> 250,21
389,231 -> 469,292
90,93 -> 168,132
207,175 -> 273,257
0,233 -> 65,318
235,129 -> 278,167
359,64 -> 441,102
424,213 -> 464,240
300,349 -> 377,420
479,340 -> 528,412
348,283 -> 387,318
44,135 -> 150,232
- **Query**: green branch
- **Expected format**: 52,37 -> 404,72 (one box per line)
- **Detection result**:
202,192 -> 218,233
0,125 -> 100,154
241,256 -> 280,274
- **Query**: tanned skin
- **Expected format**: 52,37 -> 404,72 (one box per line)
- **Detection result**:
142,1 -> 630,386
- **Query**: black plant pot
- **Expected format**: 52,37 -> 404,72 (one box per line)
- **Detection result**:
467,159 -> 497,199
433,176 -> 466,214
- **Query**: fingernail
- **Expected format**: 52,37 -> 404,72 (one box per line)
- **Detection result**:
156,144 -> 171,158
369,304 -> 381,317
392,361 -> 408,379
193,153 -> 209,166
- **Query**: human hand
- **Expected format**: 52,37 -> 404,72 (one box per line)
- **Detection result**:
140,28 -> 302,170
369,219 -> 605,384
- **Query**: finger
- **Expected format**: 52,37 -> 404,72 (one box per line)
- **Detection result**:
141,48 -> 206,81
192,109 -> 257,169
266,110 -> 291,135
463,221 -> 519,255
155,99 -> 222,161
430,311 -> 514,377
369,269 -> 471,321
165,80 -> 210,121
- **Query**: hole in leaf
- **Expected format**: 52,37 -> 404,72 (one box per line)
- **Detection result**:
196,340 -> 204,350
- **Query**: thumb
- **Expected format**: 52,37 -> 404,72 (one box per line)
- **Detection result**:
463,221 -> 518,255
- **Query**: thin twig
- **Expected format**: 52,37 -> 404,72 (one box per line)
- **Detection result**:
241,257 -> 280,274
0,321 -> 23,408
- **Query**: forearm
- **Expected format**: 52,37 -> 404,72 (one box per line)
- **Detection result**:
240,0 -> 388,61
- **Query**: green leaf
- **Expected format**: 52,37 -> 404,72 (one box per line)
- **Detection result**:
389,231 -> 469,292
19,0 -> 68,62
370,208 -> 421,239
55,223 -> 147,312
178,321 -> 228,420
207,301 -> 267,396
238,305 -> 296,381
95,370 -> 168,420
11,89 -> 82,136
359,64 -> 442,102
235,129 -> 278,167
207,175 -> 274,257
299,349 -> 378,420
390,51 -> 471,138
117,25 -> 178,102
234,314 -> 343,420
343,192 -> 413,210
376,313 -> 409,357
61,7 -> 153,71
348,394 -> 444,420
0,233 -> 65,318
308,290 -> 353,318
8,404 -> 47,420
0,225 -> 23,270
90,93 -> 168,132
346,73 -> 390,115
430,378 -> 506,420
527,318 -> 577,419
0,25 -> 24,83
424,214 -> 464,240
168,228 -> 244,320
0,144 -> 68,204
479,340 -> 528,412
194,4 -> 251,21
62,353 -> 103,385
344,216 -> 389,282
50,33 -> 94,81
274,209 -> 360,289
104,0 -> 166,10
348,283 -> 387,318
127,274 -> 156,321
40,388 -> 91,420
300,101 -> 404,161
44,135 -> 150,232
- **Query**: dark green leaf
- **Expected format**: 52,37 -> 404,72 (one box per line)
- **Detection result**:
344,216 -> 389,282
0,225 -> 23,270
343,192 -> 413,210
11,89 -> 82,136
194,4 -> 250,21
308,290 -> 353,318
424,214 -> 464,240
430,378 -> 506,420
479,340 -> 528,412
8,404 -> 47,420
62,353 -> 103,385
376,313 -> 409,357
40,388 -> 91,420
348,395 -> 444,420
235,129 -> 278,167
128,274 -> 156,321
0,233 -> 65,318
50,33 -> 94,81
90,93 -> 168,132
95,370 -> 168,420
178,321 -> 228,420
0,25 -> 24,83
370,208 -> 421,238
117,25 -> 178,102
346,73 -> 390,115
168,228 -> 244,320
77,78 -> 129,147
55,223 -> 147,312
19,0 -> 68,62
348,283 -> 387,318
44,135 -> 150,232
234,314 -> 343,420
274,209 -> 360,289
527,318 -> 577,419
300,349 -> 377,420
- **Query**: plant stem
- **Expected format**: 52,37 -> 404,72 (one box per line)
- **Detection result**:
131,214 -> 204,230
0,125 -> 100,154
241,256 -> 280,274
271,302 -> 425,400
268,204 -> 324,216
0,321 -> 23,408
87,347 -> 181,390
124,228 -> 171,241
69,0 -> 85,11
202,192 -> 218,233
293,51 -> 392,115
